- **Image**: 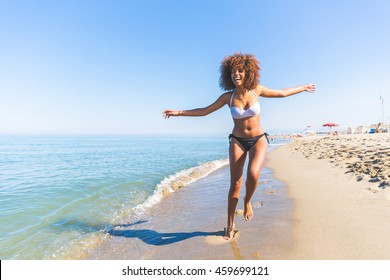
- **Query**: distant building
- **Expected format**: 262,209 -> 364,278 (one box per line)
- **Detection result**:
347,127 -> 357,134
357,125 -> 370,134
304,130 -> 316,136
347,124 -> 389,134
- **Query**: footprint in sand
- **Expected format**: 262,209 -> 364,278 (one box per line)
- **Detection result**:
265,188 -> 278,195
253,201 -> 264,208
204,229 -> 240,245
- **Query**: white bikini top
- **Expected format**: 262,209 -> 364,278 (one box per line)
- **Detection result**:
230,90 -> 261,119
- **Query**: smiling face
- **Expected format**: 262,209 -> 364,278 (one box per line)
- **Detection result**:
231,67 -> 246,87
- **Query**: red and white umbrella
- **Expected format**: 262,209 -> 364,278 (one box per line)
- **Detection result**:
322,123 -> 339,131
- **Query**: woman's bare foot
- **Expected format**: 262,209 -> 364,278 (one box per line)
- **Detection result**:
223,223 -> 235,240
243,200 -> 253,221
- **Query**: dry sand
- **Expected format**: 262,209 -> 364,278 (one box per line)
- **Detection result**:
266,134 -> 390,259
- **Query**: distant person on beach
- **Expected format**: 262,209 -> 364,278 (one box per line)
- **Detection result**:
163,53 -> 316,240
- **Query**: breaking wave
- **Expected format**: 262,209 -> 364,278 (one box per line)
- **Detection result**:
133,158 -> 229,215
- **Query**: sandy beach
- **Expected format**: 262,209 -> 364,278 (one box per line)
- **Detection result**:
266,133 -> 390,259
81,161 -> 294,260
81,134 -> 390,260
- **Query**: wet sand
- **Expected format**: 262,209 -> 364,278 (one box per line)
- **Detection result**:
82,163 -> 294,260
266,134 -> 390,259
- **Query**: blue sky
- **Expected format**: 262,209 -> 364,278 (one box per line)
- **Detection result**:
1,0 -> 389,135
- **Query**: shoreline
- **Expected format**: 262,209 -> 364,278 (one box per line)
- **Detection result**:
81,134 -> 390,260
82,163 -> 294,260
266,134 -> 390,259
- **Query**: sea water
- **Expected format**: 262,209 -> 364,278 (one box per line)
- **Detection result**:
0,135 -> 288,259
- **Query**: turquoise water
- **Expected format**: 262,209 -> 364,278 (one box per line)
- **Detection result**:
0,135 -> 288,259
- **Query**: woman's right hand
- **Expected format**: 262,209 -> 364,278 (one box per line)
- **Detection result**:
162,110 -> 180,118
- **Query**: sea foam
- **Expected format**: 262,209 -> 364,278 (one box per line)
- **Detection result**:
133,158 -> 229,215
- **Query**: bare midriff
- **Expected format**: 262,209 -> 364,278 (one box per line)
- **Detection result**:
231,115 -> 264,138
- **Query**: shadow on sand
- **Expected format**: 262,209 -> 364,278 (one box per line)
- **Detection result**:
107,221 -> 224,246
50,219 -> 223,246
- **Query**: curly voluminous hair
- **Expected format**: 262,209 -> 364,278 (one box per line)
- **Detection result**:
219,52 -> 261,91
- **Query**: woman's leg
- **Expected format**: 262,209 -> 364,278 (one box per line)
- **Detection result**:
244,137 -> 268,221
224,139 -> 247,239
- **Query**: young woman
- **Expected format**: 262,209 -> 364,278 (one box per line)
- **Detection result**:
163,53 -> 315,240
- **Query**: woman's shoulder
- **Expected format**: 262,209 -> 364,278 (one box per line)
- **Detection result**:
221,90 -> 234,99
252,84 -> 264,96
218,91 -> 235,105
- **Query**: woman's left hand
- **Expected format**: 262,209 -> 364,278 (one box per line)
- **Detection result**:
304,83 -> 316,93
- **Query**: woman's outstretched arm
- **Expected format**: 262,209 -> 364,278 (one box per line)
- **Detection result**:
163,92 -> 229,118
258,83 -> 316,98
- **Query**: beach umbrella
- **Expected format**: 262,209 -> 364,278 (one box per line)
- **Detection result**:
322,123 -> 339,132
